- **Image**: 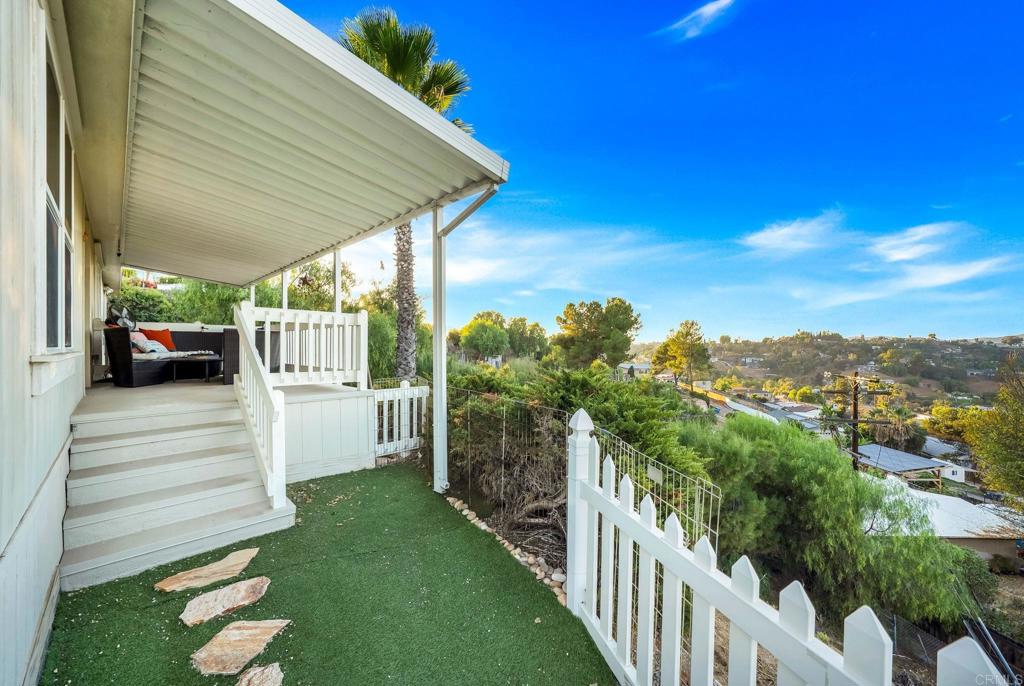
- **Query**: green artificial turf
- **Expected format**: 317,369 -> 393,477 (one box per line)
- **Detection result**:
41,463 -> 614,685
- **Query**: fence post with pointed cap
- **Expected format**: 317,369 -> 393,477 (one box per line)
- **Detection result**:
566,408 -> 594,617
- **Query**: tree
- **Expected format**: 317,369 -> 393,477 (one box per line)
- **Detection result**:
924,402 -> 983,442
652,321 -> 711,388
867,402 -> 925,452
460,319 -> 509,360
966,354 -> 1024,510
472,310 -> 506,329
506,317 -> 549,359
719,334 -> 732,345
713,374 -> 743,391
551,297 -> 641,368
793,385 -> 818,403
341,8 -> 471,380
286,259 -> 354,312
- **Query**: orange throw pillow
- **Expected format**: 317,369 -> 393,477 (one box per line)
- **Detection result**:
140,328 -> 176,351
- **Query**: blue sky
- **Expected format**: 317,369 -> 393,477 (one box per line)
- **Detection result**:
284,0 -> 1023,341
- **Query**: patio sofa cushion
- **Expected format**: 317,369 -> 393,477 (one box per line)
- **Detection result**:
140,327 -> 176,350
128,330 -> 151,351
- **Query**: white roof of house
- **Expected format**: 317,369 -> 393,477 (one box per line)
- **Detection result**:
857,444 -> 944,474
66,0 -> 509,287
922,435 -> 960,458
891,477 -> 1023,540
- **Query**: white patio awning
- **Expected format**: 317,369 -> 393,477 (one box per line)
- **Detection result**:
63,0 -> 508,287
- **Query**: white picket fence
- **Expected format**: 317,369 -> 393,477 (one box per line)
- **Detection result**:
373,381 -> 430,457
240,301 -> 368,388
564,408 -> 1008,686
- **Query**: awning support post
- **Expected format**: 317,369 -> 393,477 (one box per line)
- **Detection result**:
334,248 -> 343,312
249,284 -> 256,304
432,204 -> 448,494
281,269 -> 289,309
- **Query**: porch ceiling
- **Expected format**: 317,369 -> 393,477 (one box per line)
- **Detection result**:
64,0 -> 508,287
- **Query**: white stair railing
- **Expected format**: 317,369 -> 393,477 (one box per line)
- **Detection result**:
374,380 -> 430,457
247,305 -> 368,389
564,408 -> 1008,686
233,302 -> 286,508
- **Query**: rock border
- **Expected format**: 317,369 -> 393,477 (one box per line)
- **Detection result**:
446,496 -> 567,607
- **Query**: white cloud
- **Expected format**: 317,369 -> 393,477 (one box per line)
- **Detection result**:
868,222 -> 963,262
662,0 -> 736,41
338,214 -> 702,302
798,257 -> 1011,308
740,210 -> 843,256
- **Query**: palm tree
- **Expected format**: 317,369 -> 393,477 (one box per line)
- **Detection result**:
340,8 -> 471,379
869,403 -> 918,451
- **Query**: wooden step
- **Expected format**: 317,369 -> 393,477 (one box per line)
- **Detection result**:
68,444 -> 254,502
70,423 -> 249,469
64,474 -> 267,548
72,405 -> 243,438
60,500 -> 295,591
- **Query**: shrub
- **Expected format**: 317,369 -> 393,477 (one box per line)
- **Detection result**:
528,366 -> 707,478
108,286 -> 171,322
989,554 -> 1021,575
678,413 -> 980,627
367,311 -> 397,380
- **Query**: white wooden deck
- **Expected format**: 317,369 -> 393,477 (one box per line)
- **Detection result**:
73,381 -> 238,422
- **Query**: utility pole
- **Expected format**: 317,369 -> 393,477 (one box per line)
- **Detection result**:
821,371 -> 893,470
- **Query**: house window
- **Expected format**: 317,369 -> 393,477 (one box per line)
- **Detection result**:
43,57 -> 75,352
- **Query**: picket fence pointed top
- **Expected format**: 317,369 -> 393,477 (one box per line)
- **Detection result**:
778,581 -> 815,640
664,513 -> 686,549
843,606 -> 893,686
639,494 -> 656,525
730,556 -> 759,602
602,457 -> 615,493
693,535 -> 716,571
569,408 -> 594,433
618,474 -> 634,508
936,637 -> 1007,686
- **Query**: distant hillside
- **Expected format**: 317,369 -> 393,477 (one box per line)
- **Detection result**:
631,330 -> 1016,410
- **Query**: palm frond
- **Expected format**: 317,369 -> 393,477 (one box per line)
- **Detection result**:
450,118 -> 474,134
419,59 -> 470,114
338,8 -> 474,130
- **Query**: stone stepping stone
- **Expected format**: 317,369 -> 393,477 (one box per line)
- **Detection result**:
192,619 -> 290,675
237,663 -> 283,686
179,577 -> 271,627
155,548 -> 259,592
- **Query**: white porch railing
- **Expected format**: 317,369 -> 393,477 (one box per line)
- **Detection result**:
564,409 -> 1008,686
374,380 -> 430,457
232,303 -> 287,508
241,302 -> 368,389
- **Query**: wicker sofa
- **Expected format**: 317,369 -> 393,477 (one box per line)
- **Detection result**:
103,327 -> 225,387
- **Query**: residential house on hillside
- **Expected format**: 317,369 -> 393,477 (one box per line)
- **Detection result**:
889,478 -> 1024,562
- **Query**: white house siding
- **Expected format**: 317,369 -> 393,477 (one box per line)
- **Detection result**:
1,2 -> 90,683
